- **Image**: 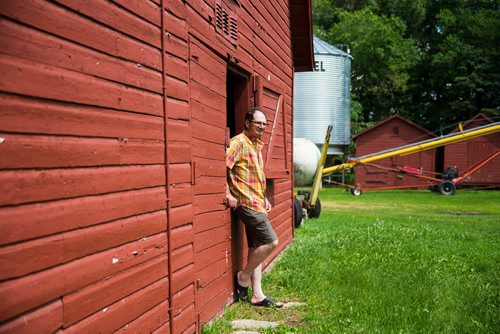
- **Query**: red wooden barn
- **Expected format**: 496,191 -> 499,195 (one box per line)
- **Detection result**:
443,113 -> 500,186
353,115 -> 437,190
0,1 -> 313,333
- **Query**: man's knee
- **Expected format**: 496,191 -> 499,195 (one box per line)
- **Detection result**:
270,239 -> 279,250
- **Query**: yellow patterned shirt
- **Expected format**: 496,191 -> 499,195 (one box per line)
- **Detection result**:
226,132 -> 266,212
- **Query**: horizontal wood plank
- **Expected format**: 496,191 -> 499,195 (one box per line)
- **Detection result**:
193,193 -> 225,215
195,271 -> 231,313
63,255 -> 168,326
63,277 -> 168,333
192,138 -> 225,160
54,0 -> 161,48
171,263 -> 195,293
194,157 -> 225,177
197,257 -> 227,291
0,134 -> 164,169
171,224 -> 194,250
115,300 -> 169,334
166,97 -> 190,121
190,81 -> 225,112
194,242 -> 227,272
0,187 -> 166,246
168,141 -> 192,163
193,211 -> 227,233
0,0 -> 161,69
171,244 -> 194,272
0,19 -> 163,94
0,94 -> 164,140
112,0 -> 161,27
193,176 -> 225,196
0,300 -> 63,334
192,118 -> 226,144
194,224 -> 228,253
172,284 -> 195,317
168,163 -> 192,185
0,234 -> 166,323
172,302 -> 196,334
190,100 -> 225,128
165,10 -> 188,41
169,204 -> 194,228
0,210 -> 167,280
0,55 -> 163,116
169,184 -> 194,207
0,165 -> 165,206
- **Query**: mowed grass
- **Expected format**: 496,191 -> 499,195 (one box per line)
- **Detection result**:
203,189 -> 500,333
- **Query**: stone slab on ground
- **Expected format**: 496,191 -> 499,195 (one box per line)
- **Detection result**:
231,319 -> 278,330
282,301 -> 306,308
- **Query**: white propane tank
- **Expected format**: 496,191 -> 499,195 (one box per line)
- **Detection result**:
293,138 -> 321,186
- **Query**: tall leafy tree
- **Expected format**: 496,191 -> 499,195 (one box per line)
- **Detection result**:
408,5 -> 500,132
325,8 -> 418,122
311,0 -> 499,133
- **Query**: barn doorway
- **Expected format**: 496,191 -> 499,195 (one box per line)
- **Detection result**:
226,68 -> 250,137
226,66 -> 251,277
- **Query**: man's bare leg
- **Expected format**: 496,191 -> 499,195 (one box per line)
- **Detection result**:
237,240 -> 278,299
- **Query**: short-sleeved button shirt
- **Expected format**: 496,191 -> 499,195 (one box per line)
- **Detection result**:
226,132 -> 266,212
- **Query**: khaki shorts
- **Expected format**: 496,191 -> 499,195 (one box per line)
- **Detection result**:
235,206 -> 278,248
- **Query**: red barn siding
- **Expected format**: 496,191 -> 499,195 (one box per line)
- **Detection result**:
444,114 -> 500,186
354,115 -> 436,189
0,0 -> 312,332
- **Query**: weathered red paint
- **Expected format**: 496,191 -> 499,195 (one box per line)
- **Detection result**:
0,300 -> 63,334
0,0 -> 313,332
444,114 -> 500,185
354,115 -> 437,189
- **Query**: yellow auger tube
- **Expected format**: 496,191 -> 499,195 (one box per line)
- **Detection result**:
308,125 -> 333,208
323,123 -> 500,175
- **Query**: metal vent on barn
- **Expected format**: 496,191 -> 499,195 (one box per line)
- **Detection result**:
215,1 -> 238,45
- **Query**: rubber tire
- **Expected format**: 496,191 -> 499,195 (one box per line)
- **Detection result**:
308,198 -> 321,219
351,187 -> 362,196
438,181 -> 456,196
294,197 -> 303,228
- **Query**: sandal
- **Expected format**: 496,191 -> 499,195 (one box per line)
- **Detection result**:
234,272 -> 249,301
252,297 -> 284,308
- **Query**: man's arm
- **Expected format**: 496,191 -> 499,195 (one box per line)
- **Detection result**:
265,197 -> 272,212
226,179 -> 238,208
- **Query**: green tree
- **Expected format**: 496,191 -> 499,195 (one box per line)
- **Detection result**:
311,0 -> 499,133
326,9 -> 418,123
408,5 -> 500,132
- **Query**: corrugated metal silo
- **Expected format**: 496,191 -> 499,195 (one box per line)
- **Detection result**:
294,36 -> 352,154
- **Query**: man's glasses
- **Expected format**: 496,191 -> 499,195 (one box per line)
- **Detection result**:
250,121 -> 268,127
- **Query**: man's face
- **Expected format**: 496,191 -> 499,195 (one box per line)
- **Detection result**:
246,110 -> 267,139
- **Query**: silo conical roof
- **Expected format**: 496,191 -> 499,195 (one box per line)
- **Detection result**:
313,36 -> 352,58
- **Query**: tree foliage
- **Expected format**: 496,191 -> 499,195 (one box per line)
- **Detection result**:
312,0 -> 500,134
326,8 -> 418,122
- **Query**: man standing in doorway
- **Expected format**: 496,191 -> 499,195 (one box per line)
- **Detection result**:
226,107 -> 283,308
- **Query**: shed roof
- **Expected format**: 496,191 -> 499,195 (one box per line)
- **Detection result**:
313,36 -> 352,58
449,113 -> 494,133
353,114 -> 436,141
291,0 -> 314,72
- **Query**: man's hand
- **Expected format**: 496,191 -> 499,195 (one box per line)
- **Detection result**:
265,197 -> 272,212
226,192 -> 238,208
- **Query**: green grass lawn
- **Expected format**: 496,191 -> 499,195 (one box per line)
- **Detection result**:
203,188 -> 500,333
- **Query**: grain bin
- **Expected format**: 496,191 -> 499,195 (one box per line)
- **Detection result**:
294,36 -> 352,154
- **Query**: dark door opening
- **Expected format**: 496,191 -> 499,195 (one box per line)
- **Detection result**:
227,68 -> 250,138
226,66 -> 250,275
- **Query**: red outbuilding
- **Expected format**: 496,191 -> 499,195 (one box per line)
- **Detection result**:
353,115 -> 437,190
443,113 -> 500,186
0,1 -> 313,332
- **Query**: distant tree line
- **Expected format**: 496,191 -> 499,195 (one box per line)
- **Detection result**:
313,0 -> 499,136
